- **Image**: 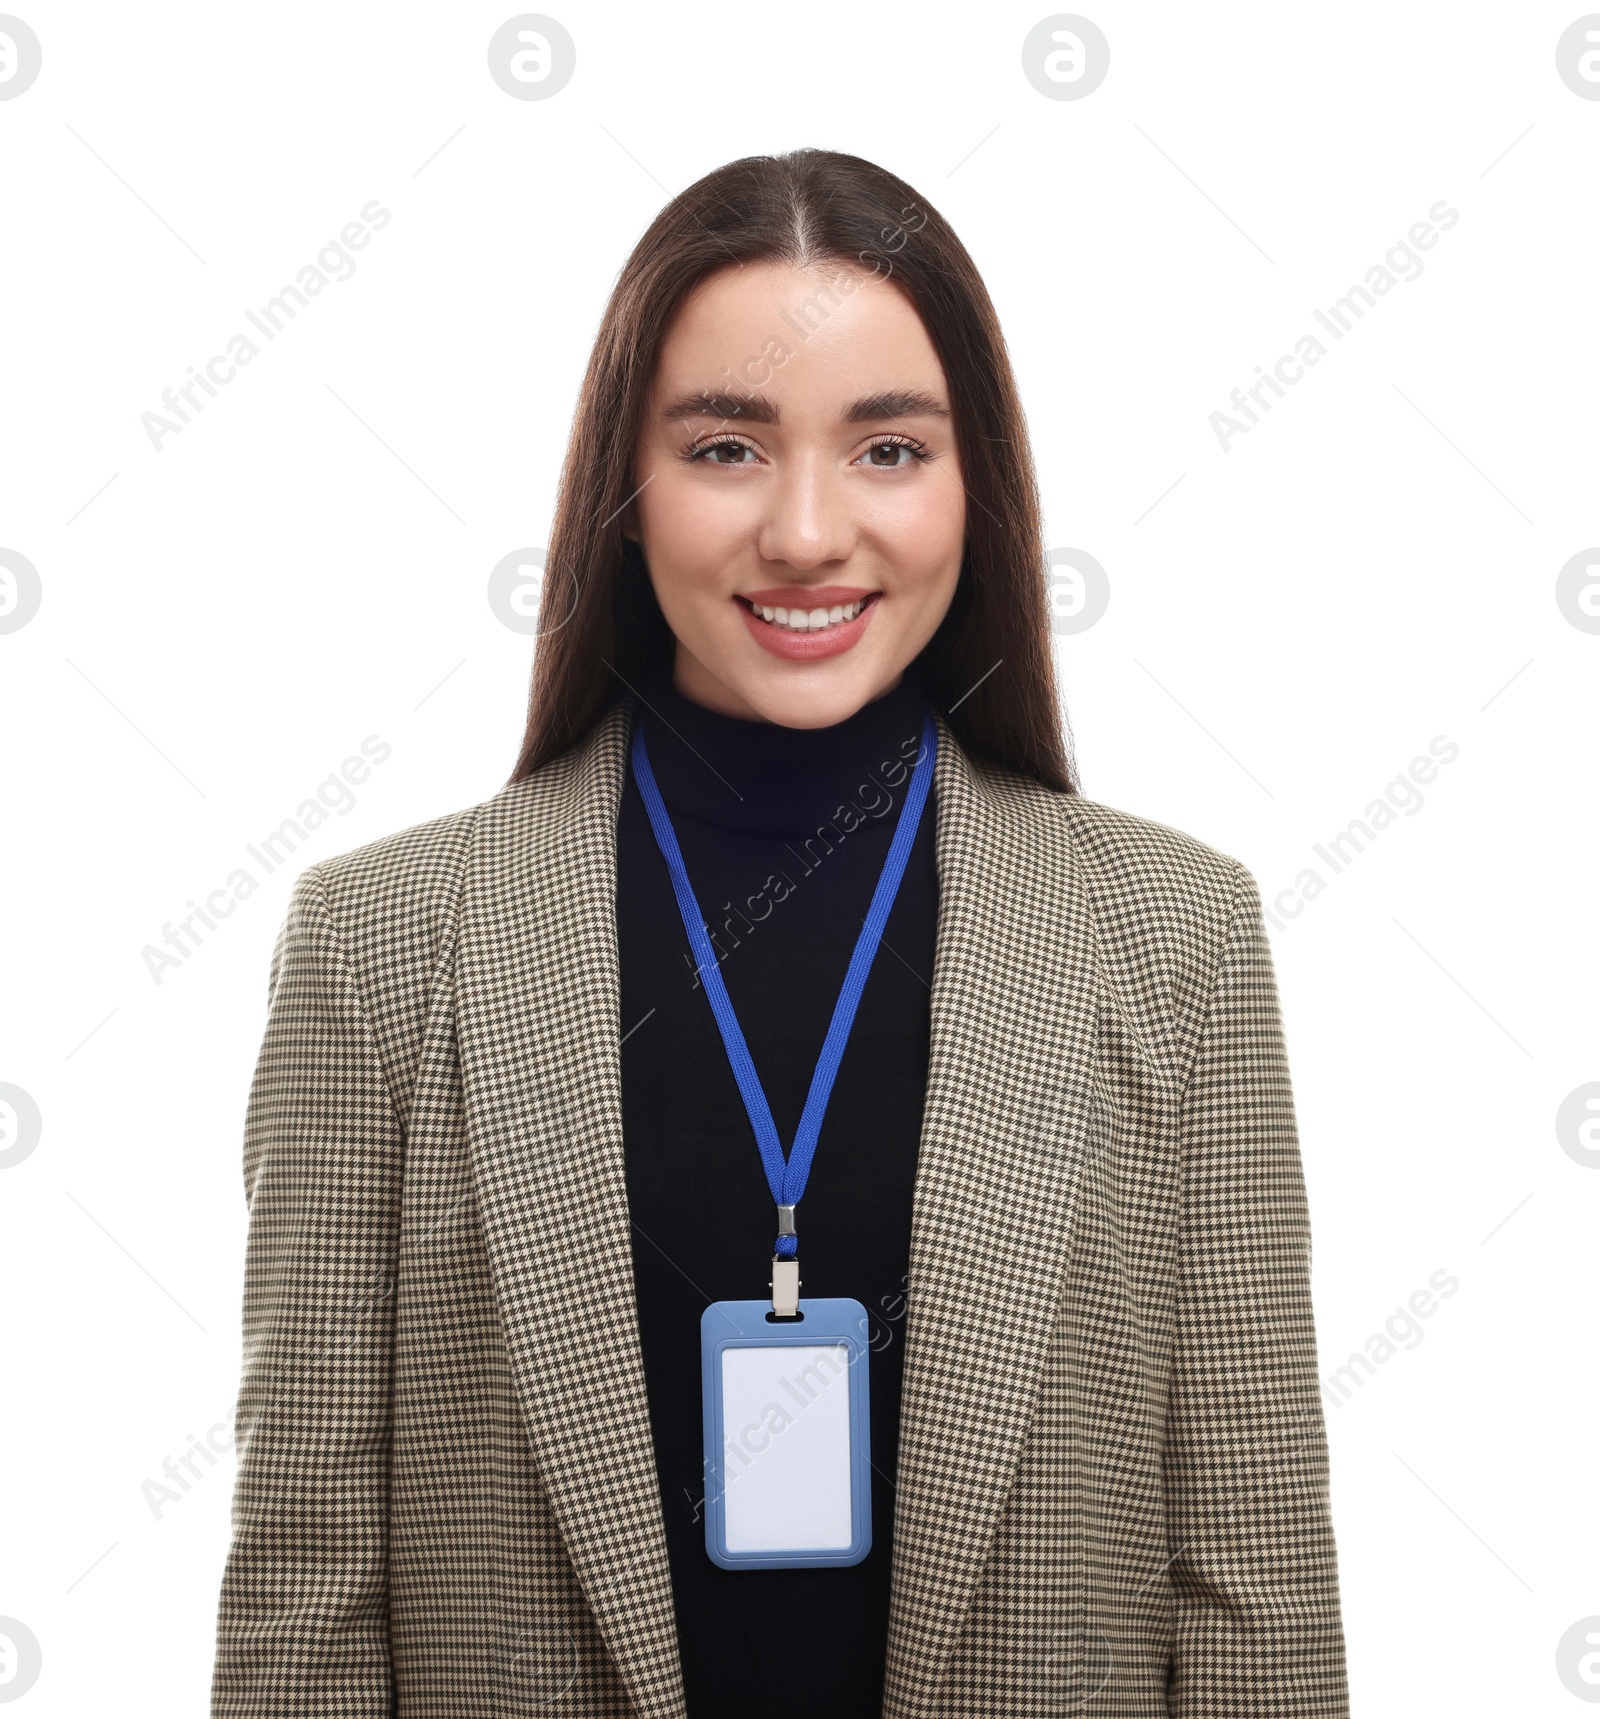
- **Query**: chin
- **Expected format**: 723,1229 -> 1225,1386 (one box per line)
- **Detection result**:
674,625 -> 908,726
737,664 -> 899,729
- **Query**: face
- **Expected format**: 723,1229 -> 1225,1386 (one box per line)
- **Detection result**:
624,259 -> 966,727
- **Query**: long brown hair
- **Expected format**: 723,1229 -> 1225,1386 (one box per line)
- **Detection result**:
509,147 -> 1077,794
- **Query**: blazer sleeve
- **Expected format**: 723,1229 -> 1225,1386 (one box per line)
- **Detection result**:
212,865 -> 401,1717
1163,865 -> 1349,1717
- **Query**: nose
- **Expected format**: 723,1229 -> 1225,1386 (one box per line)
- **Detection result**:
756,453 -> 857,571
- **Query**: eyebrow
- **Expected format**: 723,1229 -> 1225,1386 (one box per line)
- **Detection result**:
659,388 -> 950,426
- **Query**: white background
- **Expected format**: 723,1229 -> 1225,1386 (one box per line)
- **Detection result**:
1,1 -> 1596,1712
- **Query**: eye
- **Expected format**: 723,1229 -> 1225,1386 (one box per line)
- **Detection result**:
856,436 -> 932,469
683,435 -> 761,466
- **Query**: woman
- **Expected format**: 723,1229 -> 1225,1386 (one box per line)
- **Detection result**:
213,149 -> 1348,1717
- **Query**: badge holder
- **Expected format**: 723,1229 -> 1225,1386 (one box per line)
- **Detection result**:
700,1292 -> 872,1570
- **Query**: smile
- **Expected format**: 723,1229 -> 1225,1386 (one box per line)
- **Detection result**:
735,589 -> 881,661
740,595 -> 874,633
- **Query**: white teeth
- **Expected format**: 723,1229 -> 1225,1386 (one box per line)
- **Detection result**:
749,597 -> 868,631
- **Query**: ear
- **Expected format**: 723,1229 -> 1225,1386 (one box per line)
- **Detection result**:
620,497 -> 640,543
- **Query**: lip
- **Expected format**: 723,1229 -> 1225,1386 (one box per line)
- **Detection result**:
742,585 -> 876,608
735,590 -> 881,662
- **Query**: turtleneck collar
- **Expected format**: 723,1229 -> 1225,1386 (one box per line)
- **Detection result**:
631,664 -> 934,839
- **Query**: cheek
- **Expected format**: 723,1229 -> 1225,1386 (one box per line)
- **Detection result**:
637,466 -> 754,569
865,482 -> 965,584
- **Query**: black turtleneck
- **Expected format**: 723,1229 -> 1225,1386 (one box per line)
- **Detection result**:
615,664 -> 939,1717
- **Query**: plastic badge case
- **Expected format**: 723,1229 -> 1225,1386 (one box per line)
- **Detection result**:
700,1297 -> 873,1570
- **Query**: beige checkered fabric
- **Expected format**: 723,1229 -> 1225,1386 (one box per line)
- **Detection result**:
212,696 -> 1348,1717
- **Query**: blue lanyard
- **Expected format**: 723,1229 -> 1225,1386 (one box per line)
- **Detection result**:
629,706 -> 937,1261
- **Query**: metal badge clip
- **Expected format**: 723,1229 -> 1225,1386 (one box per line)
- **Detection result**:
772,1205 -> 800,1315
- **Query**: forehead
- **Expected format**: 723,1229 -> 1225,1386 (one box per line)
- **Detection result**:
652,260 -> 947,394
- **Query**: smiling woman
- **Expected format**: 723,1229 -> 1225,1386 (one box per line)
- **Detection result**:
213,148 -> 1348,1719
623,260 -> 968,724
511,148 -> 1072,789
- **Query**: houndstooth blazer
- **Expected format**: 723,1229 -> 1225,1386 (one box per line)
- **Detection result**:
212,695 -> 1348,1718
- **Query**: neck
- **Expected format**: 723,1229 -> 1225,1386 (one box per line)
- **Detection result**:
634,662 -> 931,839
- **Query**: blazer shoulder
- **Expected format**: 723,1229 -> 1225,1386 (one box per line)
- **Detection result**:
948,743 -> 1255,956
1057,791 -> 1250,925
312,798 -> 486,949
1054,790 -> 1262,1077
302,707 -> 630,978
271,799 -> 488,1122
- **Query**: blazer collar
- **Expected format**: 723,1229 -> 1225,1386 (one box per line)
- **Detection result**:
453,695 -> 1100,1719
882,708 -> 1102,1717
455,698 -> 684,1719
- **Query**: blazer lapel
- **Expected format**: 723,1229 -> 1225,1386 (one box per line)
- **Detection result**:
454,698 -> 686,1719
884,713 -> 1103,1716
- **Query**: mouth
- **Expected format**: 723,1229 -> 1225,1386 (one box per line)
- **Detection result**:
737,592 -> 877,632
734,588 -> 882,661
